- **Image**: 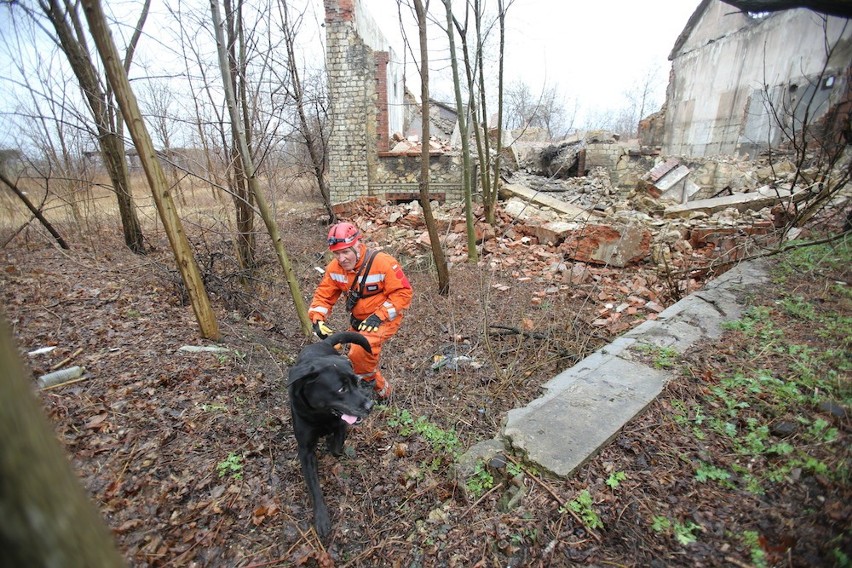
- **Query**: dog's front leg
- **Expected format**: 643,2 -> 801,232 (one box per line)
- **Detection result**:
326,423 -> 347,457
298,445 -> 331,539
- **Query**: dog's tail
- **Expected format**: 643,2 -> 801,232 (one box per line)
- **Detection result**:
324,331 -> 372,354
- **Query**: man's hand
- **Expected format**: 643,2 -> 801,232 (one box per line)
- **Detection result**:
357,314 -> 382,333
312,320 -> 334,339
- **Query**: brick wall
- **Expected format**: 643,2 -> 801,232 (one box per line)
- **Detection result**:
324,0 -> 375,201
325,0 -> 464,205
375,51 -> 390,153
374,152 -> 465,203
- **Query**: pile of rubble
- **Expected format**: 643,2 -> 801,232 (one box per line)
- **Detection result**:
327,151 -> 842,334
388,133 -> 453,155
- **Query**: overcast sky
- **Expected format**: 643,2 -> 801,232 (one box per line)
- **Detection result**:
0,0 -> 702,149
361,0 -> 701,126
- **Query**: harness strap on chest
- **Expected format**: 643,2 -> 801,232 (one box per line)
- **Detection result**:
352,250 -> 378,298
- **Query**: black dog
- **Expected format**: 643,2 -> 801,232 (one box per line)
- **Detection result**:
287,331 -> 374,540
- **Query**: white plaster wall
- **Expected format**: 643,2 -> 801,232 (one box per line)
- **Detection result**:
354,2 -> 404,135
664,2 -> 852,157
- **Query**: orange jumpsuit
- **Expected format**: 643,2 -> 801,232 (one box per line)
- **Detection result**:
309,243 -> 413,396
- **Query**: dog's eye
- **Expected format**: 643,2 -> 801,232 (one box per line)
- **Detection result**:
337,386 -> 346,393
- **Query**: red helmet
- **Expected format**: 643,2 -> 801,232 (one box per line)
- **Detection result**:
327,222 -> 361,251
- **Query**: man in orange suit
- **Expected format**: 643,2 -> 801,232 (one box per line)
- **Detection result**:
309,222 -> 413,399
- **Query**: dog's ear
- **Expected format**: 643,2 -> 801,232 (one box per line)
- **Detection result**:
287,362 -> 318,386
287,358 -> 355,387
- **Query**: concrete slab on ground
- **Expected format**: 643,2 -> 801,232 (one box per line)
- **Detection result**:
467,259 -> 772,478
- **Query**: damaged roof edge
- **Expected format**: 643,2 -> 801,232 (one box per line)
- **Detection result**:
669,0 -> 714,61
720,0 -> 852,19
668,0 -> 852,61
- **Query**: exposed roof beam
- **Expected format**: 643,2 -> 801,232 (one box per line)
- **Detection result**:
721,0 -> 852,18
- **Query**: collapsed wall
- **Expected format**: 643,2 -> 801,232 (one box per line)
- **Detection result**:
324,0 -> 466,205
324,0 -> 379,201
324,0 -> 464,205
660,3 -> 851,158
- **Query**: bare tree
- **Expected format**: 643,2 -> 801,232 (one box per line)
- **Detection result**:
32,0 -> 147,253
442,0 -> 478,262
448,0 -> 514,227
222,0 -> 257,272
138,76 -> 190,206
490,0 -> 507,225
504,80 -> 570,137
606,64 -> 663,138
3,34 -> 93,234
81,0 -> 220,340
274,0 -> 334,222
0,169 -> 69,249
413,0 -> 450,296
210,0 -> 311,335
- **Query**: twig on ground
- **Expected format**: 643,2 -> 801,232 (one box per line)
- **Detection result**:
459,483 -> 501,519
506,455 -> 602,543
50,347 -> 84,371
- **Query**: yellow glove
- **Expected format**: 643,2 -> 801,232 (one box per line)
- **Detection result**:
312,320 -> 334,339
357,314 -> 382,333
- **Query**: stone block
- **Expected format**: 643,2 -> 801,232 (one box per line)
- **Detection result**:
559,223 -> 651,267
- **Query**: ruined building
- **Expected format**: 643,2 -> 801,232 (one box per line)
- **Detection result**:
324,0 -> 463,205
644,0 -> 851,157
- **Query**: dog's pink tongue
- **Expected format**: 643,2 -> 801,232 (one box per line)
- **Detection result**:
341,414 -> 358,425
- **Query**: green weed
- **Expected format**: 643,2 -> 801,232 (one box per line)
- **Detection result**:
465,460 -> 495,499
636,344 -> 679,369
651,515 -> 671,533
651,515 -> 700,545
217,452 -> 243,480
673,521 -> 701,545
605,471 -> 627,489
694,461 -> 731,484
387,408 -> 415,434
562,490 -> 603,530
506,461 -> 524,478
412,416 -> 460,455
387,409 -> 460,459
741,530 -> 767,568
779,295 -> 816,320
832,547 -> 850,567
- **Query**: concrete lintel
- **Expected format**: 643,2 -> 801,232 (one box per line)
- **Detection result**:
664,188 -> 807,217
503,356 -> 668,477
501,183 -> 599,221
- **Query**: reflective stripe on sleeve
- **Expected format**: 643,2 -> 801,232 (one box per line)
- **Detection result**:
383,301 -> 397,321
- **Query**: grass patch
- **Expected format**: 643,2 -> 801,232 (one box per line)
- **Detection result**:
672,239 -> 850,496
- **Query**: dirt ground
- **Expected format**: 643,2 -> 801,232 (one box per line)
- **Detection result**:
1,204 -> 849,567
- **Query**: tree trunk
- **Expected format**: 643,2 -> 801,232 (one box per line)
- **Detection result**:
226,0 -> 256,272
210,0 -> 312,335
489,0 -> 507,226
40,0 -> 145,254
0,314 -> 125,567
0,170 -> 69,250
414,0 -> 450,296
472,0 -> 494,227
444,0 -> 478,263
81,0 -> 220,341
